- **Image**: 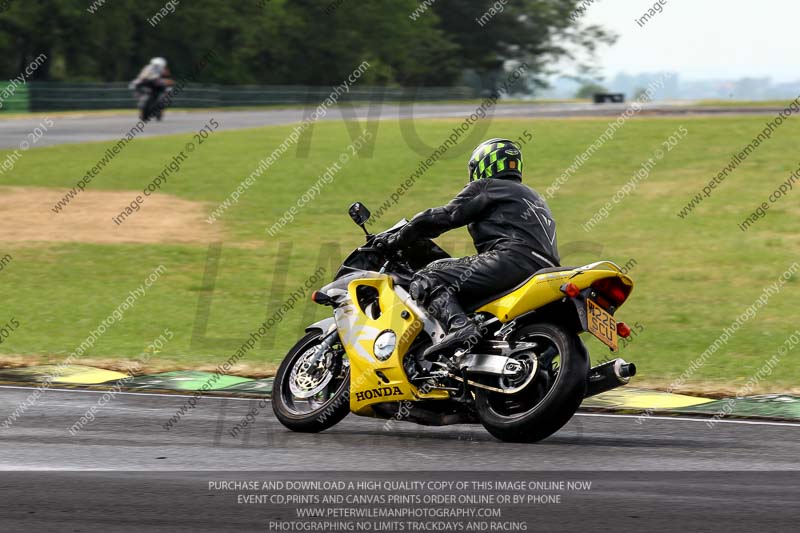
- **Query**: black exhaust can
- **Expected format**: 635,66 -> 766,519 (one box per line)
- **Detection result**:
585,358 -> 637,398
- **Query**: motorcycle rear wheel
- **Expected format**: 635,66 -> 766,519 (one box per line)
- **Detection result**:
475,323 -> 588,443
272,331 -> 351,433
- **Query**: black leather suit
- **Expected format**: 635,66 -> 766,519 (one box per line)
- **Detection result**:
394,176 -> 560,312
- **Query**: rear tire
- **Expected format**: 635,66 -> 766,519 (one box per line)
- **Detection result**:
272,331 -> 351,433
475,323 -> 588,443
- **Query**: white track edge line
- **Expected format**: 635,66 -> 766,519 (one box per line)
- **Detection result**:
0,384 -> 258,401
1,384 -> 799,427
575,412 -> 800,428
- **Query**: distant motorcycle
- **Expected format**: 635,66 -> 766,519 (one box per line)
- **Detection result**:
131,79 -> 173,122
272,201 -> 638,443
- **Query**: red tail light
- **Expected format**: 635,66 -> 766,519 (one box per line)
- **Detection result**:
561,282 -> 581,298
591,277 -> 632,307
617,322 -> 631,338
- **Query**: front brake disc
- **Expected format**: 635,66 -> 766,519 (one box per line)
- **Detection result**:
289,348 -> 334,399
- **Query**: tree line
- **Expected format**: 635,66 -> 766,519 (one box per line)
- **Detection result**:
0,0 -> 614,90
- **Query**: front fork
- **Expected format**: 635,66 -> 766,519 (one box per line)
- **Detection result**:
306,326 -> 340,369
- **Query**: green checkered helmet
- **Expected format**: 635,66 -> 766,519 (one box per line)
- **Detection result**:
468,138 -> 523,182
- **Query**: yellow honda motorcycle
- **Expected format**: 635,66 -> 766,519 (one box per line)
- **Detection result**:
273,202 -> 636,442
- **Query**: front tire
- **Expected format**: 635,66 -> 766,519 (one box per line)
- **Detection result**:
272,331 -> 350,433
475,323 -> 588,443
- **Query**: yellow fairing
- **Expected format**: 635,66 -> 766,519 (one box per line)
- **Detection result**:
339,275 -> 448,416
477,262 -> 634,322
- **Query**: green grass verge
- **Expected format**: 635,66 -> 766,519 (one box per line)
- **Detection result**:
1,114 -> 798,391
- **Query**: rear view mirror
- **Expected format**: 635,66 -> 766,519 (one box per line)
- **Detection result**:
348,202 -> 372,238
348,202 -> 371,226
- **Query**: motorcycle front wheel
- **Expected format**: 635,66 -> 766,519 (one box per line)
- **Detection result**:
137,96 -> 149,121
475,323 -> 588,443
272,331 -> 351,433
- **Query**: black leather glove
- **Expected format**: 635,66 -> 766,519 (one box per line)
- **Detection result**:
371,231 -> 400,251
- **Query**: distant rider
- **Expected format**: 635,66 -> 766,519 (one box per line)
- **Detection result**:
129,57 -> 173,120
374,138 -> 560,357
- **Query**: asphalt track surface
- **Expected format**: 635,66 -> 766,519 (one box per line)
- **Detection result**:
2,386 -> 800,471
0,102 -> 786,150
1,386 -> 798,532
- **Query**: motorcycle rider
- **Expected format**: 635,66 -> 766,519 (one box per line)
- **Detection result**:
129,57 -> 172,120
374,138 -> 560,357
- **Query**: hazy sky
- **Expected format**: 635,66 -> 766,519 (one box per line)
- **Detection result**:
582,0 -> 800,81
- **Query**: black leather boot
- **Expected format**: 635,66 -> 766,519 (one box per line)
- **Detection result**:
422,290 -> 481,358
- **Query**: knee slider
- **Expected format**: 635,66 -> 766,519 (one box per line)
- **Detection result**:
411,277 -> 452,315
